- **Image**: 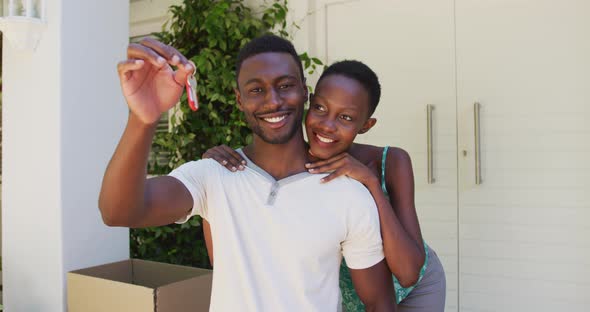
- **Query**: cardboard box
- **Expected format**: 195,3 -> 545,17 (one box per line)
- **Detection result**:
68,259 -> 212,312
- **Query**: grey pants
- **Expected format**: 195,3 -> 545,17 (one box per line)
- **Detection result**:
398,246 -> 447,312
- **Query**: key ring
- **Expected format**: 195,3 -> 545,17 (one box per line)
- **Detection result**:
185,61 -> 198,111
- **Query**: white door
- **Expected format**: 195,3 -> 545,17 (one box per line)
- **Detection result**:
455,0 -> 590,311
313,0 -> 458,310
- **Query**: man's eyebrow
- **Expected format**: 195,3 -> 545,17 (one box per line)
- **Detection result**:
275,74 -> 299,81
243,78 -> 263,86
243,75 -> 299,86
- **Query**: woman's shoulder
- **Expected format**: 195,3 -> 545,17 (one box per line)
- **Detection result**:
350,143 -> 382,162
353,143 -> 412,167
382,147 -> 414,192
361,145 -> 414,184
385,146 -> 412,167
352,144 -> 415,193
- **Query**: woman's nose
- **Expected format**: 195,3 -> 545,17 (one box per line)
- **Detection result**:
317,118 -> 337,133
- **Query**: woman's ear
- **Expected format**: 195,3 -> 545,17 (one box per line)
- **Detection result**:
234,88 -> 243,111
359,118 -> 377,134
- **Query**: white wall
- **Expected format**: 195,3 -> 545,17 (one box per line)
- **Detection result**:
1,0 -> 130,310
130,0 -> 181,38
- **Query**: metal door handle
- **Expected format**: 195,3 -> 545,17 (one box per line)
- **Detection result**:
427,104 -> 435,184
474,102 -> 482,184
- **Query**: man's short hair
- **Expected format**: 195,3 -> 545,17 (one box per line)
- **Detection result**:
235,34 -> 304,86
317,60 -> 381,117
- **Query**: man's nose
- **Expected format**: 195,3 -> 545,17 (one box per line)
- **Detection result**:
266,88 -> 282,107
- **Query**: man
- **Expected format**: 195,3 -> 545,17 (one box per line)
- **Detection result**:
99,34 -> 396,311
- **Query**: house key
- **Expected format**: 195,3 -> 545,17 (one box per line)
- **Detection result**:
185,63 -> 198,111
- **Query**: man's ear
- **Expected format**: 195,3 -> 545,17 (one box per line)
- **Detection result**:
303,77 -> 309,100
359,118 -> 377,134
234,88 -> 243,111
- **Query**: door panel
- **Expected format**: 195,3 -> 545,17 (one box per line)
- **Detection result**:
456,0 -> 590,310
316,0 -> 458,310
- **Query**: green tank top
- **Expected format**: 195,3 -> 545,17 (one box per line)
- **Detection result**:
340,146 -> 429,309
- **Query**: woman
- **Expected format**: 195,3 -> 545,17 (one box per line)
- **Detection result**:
203,60 -> 446,311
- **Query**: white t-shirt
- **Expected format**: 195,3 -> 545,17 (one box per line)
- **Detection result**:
169,151 -> 384,312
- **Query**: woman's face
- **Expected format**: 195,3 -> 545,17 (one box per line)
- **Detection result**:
305,74 -> 375,160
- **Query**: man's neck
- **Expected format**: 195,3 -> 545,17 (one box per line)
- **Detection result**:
242,132 -> 310,180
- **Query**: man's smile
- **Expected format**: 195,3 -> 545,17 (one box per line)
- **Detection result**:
257,111 -> 292,128
263,115 -> 287,123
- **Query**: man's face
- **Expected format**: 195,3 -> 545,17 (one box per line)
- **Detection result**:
235,52 -> 307,144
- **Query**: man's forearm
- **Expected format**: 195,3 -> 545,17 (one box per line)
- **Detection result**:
360,263 -> 397,312
364,299 -> 397,312
351,259 -> 397,311
98,113 -> 158,226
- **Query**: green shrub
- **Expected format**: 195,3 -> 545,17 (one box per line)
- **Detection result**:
130,0 -> 321,268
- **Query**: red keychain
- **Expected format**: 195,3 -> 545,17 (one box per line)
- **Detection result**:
185,64 -> 199,111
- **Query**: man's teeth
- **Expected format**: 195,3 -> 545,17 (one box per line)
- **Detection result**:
316,134 -> 335,143
263,115 -> 286,123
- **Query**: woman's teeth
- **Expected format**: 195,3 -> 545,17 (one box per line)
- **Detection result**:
263,115 -> 286,123
316,134 -> 335,143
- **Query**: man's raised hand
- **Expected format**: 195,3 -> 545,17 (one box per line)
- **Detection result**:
117,38 -> 194,125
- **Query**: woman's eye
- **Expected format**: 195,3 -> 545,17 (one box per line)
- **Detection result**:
279,84 -> 293,89
312,104 -> 326,112
250,87 -> 262,93
340,115 -> 353,121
